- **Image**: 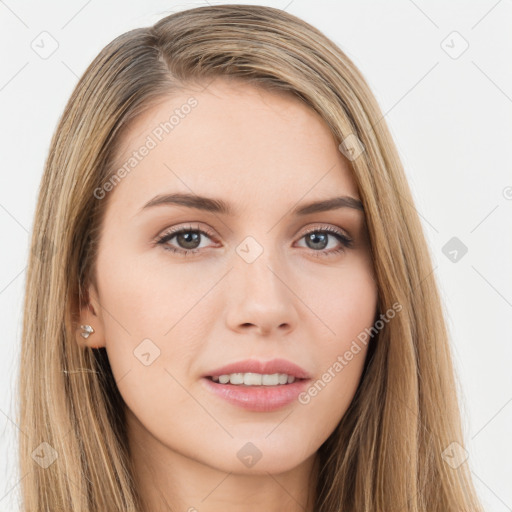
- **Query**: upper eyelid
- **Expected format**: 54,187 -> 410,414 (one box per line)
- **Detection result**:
158,224 -> 216,240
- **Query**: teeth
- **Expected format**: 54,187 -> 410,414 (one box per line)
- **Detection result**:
244,372 -> 262,385
262,374 -> 278,385
210,372 -> 297,386
230,373 -> 244,385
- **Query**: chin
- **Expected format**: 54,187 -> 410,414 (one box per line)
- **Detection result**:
189,435 -> 317,475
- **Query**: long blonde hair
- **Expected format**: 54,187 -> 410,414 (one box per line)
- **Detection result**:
18,4 -> 483,511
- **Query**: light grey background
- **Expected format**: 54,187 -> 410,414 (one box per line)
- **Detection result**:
1,1 -> 511,510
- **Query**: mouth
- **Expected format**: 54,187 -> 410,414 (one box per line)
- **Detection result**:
205,372 -> 304,386
201,358 -> 311,412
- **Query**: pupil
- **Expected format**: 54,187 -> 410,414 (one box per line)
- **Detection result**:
307,232 -> 327,250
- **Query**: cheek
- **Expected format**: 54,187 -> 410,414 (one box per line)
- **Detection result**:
96,241 -> 215,344
94,247 -> 203,399
298,257 -> 377,421
333,269 -> 377,342
309,251 -> 378,347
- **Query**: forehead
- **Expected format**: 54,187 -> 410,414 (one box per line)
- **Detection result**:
106,78 -> 360,216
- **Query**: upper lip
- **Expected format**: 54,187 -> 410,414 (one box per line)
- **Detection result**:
204,358 -> 311,379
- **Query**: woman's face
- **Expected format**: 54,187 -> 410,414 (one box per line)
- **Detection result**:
82,78 -> 378,477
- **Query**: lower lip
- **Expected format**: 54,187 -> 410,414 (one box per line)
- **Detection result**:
201,377 -> 310,412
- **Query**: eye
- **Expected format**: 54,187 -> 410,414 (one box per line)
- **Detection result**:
154,223 -> 353,257
155,223 -> 218,256
295,225 -> 353,257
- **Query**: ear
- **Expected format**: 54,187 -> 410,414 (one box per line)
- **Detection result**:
76,282 -> 106,349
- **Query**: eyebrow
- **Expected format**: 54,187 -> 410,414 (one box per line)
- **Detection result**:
139,192 -> 364,216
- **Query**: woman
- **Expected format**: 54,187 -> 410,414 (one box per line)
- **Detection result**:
19,4 -> 484,511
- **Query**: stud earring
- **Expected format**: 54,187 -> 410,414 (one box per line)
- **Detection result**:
80,324 -> 95,339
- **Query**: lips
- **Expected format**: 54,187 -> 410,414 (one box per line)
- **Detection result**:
201,358 -> 312,411
203,358 -> 311,380
201,376 -> 310,412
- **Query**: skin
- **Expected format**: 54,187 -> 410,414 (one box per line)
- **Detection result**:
77,78 -> 378,512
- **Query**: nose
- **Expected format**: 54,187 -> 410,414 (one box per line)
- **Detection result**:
224,247 -> 299,337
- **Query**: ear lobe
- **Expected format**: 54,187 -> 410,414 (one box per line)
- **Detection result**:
75,284 -> 106,349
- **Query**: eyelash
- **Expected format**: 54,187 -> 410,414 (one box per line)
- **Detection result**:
154,223 -> 353,258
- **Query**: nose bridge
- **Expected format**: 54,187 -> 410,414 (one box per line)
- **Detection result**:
234,234 -> 286,297
224,233 -> 298,334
